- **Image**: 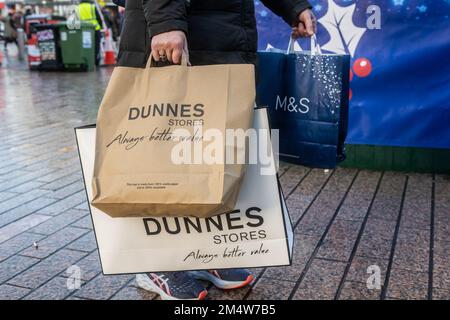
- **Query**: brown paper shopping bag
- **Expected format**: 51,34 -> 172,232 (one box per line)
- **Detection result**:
92,59 -> 255,218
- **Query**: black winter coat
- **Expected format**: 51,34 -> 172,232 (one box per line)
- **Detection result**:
114,0 -> 311,67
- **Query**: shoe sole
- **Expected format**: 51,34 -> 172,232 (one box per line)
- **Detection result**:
189,271 -> 254,290
136,274 -> 207,300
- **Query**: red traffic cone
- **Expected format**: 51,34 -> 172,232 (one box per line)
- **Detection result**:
27,34 -> 41,70
103,29 -> 116,66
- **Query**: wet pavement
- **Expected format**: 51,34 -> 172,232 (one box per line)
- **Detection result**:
0,56 -> 449,300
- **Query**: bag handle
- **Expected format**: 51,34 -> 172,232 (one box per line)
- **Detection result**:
310,34 -> 322,55
146,49 -> 190,68
287,34 -> 322,55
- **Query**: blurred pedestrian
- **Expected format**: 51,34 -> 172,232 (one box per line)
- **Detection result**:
0,12 -> 18,52
78,0 -> 103,65
13,5 -> 24,29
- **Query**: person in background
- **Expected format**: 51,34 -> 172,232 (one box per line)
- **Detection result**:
112,0 -> 316,300
78,0 -> 103,65
101,6 -> 120,41
12,5 -> 23,29
23,6 -> 33,22
117,5 -> 125,35
1,10 -> 18,52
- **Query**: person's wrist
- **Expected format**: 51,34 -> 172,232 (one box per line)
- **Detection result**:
291,3 -> 312,25
149,19 -> 188,38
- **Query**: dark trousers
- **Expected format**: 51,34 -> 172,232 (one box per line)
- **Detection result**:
95,30 -> 101,66
3,37 -> 18,50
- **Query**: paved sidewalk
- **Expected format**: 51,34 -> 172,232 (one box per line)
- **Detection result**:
0,66 -> 449,300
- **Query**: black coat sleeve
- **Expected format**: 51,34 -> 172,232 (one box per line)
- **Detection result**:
112,0 -> 125,7
261,0 -> 312,26
142,0 -> 188,37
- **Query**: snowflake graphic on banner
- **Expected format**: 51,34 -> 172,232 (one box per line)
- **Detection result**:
318,0 -> 366,57
317,0 -> 373,99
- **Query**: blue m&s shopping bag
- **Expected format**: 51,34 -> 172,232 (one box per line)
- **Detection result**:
257,36 -> 350,169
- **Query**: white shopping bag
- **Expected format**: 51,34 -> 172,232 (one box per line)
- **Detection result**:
75,108 -> 293,273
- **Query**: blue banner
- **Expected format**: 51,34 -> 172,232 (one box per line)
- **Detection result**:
256,0 -> 450,149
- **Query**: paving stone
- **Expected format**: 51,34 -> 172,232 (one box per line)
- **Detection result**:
0,192 -> 18,203
295,190 -> 347,236
111,278 -> 157,300
0,189 -> 49,215
356,217 -> 397,259
45,181 -> 85,200
292,259 -> 347,300
36,168 -> 80,183
29,209 -> 88,235
399,173 -> 432,230
23,276 -> 83,300
392,227 -> 430,272
264,234 -> 320,281
36,191 -> 87,216
277,161 -> 291,176
206,285 -> 250,300
338,281 -> 382,300
66,231 -> 97,252
336,170 -> 381,221
322,167 -> 358,193
289,168 -> 332,201
70,214 -> 93,229
20,226 -> 89,259
295,167 -> 357,236
433,240 -> 450,287
246,277 -> 296,300
0,284 -> 31,300
7,249 -> 87,289
59,250 -> 101,282
263,262 -> 307,283
0,197 -> 56,228
0,232 -> 47,262
434,175 -> 450,243
434,211 -> 450,244
432,288 -> 450,300
345,256 -> 389,285
279,165 -> 310,196
0,168 -> 57,191
73,274 -> 133,300
74,201 -> 90,211
0,162 -> 30,176
0,255 -> 40,284
0,214 -> 52,244
285,170 -> 335,226
285,194 -> 313,225
9,181 -> 46,194
369,172 -> 406,221
433,265 -> 450,290
316,218 -> 362,262
376,172 -> 407,198
386,268 -> 429,300
41,172 -> 83,191
370,196 -> 404,222
65,296 -> 87,300
111,285 -> 157,300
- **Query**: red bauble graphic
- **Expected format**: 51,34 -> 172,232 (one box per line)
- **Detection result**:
353,58 -> 372,78
349,88 -> 353,100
